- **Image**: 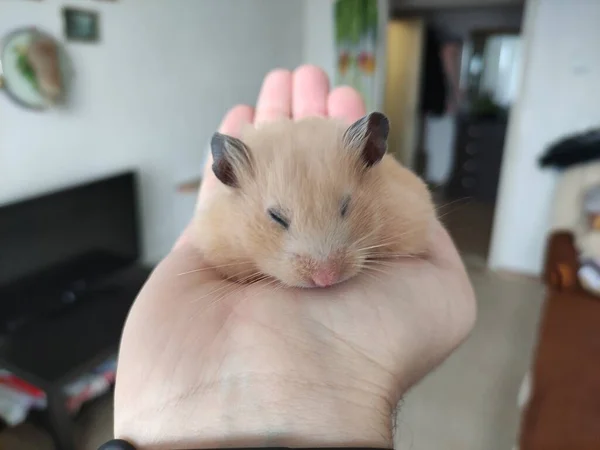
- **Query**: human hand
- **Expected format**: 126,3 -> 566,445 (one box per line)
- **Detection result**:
114,65 -> 476,450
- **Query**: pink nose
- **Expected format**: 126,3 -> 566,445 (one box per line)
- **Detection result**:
311,263 -> 340,287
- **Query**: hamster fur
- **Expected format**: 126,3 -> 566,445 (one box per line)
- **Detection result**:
193,112 -> 435,288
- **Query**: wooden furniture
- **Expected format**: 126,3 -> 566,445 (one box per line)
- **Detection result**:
519,231 -> 600,450
177,176 -> 202,193
0,265 -> 150,450
445,114 -> 507,203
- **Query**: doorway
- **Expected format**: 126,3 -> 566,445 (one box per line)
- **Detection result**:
383,2 -> 525,265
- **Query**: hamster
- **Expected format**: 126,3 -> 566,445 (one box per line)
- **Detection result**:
192,112 -> 435,288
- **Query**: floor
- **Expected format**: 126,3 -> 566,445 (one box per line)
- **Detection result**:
435,193 -> 497,264
0,202 -> 545,450
393,198 -> 543,450
395,265 -> 544,450
449,202 -> 495,262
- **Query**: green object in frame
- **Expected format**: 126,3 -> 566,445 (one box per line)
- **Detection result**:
334,0 -> 378,111
14,46 -> 38,91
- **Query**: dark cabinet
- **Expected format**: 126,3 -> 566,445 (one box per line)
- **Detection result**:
445,115 -> 507,203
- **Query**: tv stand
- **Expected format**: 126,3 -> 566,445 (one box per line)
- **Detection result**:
0,264 -> 150,450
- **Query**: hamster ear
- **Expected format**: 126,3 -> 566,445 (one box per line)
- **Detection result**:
343,112 -> 389,168
210,132 -> 253,188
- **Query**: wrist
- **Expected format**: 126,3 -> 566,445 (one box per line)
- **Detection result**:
115,375 -> 395,449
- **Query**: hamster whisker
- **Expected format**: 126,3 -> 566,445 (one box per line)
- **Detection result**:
351,260 -> 377,272
253,277 -> 282,291
228,276 -> 282,308
355,243 -> 394,252
350,228 -> 378,250
434,196 -> 471,213
190,282 -> 240,305
245,276 -> 274,290
354,227 -> 427,252
355,269 -> 383,283
432,198 -> 474,224
360,265 -> 395,277
187,285 -> 240,320
365,255 -> 408,267
355,239 -> 408,252
188,273 -> 271,320
229,270 -> 267,285
358,256 -> 422,276
355,228 -> 424,249
177,261 -> 254,277
365,253 -> 420,260
364,259 -> 409,267
189,269 -> 262,305
192,288 -> 249,320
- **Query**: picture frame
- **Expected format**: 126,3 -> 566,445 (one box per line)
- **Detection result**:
62,7 -> 100,42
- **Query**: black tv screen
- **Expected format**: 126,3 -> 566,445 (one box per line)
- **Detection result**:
0,172 -> 140,292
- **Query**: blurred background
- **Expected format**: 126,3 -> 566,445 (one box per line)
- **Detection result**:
0,0 -> 599,449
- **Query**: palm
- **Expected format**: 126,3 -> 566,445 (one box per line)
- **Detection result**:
117,225 -> 471,420
114,67 -> 475,447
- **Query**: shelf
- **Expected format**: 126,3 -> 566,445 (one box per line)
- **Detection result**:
177,177 -> 202,193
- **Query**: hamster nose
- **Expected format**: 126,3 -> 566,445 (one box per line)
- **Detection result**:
310,261 -> 341,287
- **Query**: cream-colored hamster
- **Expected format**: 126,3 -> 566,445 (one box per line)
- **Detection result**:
193,112 -> 435,288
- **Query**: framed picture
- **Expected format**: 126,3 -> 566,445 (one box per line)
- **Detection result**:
62,7 -> 99,42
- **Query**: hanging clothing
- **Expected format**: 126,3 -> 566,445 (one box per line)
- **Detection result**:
419,26 -> 447,116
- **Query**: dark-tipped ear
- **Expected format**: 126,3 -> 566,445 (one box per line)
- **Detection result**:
210,132 -> 253,188
343,112 -> 389,168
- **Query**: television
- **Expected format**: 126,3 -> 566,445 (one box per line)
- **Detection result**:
0,172 -> 141,327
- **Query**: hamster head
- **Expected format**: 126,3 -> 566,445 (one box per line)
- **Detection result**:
208,112 -> 398,288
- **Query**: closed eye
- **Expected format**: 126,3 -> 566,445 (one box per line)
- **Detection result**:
268,208 -> 290,229
341,196 -> 351,217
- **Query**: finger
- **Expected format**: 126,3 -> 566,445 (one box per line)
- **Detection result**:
328,86 -> 366,124
218,103 -> 255,136
254,69 -> 293,123
292,65 -> 329,119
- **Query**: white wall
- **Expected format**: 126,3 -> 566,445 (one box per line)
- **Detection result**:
0,0 -> 304,264
490,0 -> 600,275
303,0 -> 336,81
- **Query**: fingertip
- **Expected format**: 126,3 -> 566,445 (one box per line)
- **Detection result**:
255,69 -> 293,123
293,64 -> 329,82
265,68 -> 293,82
229,103 -> 255,116
328,86 -> 366,124
218,104 -> 255,136
292,64 -> 330,118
